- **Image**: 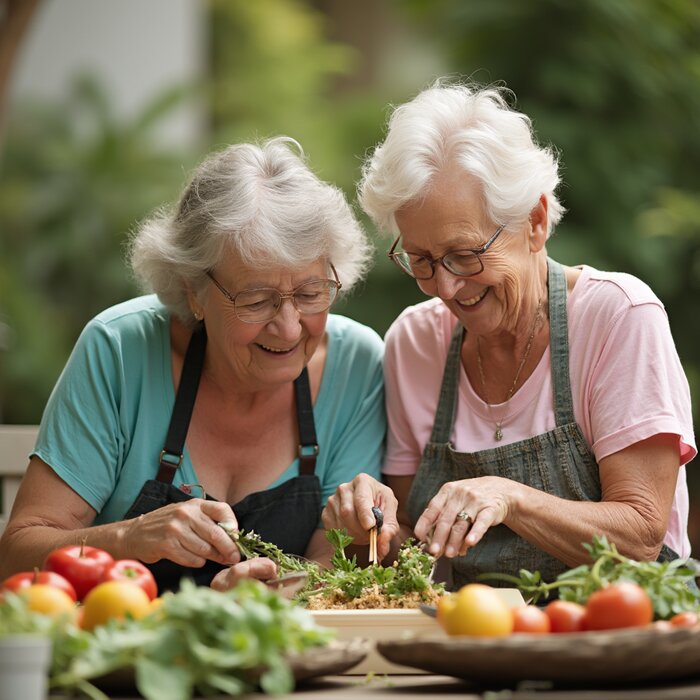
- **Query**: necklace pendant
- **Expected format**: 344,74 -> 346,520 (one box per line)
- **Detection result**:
494,427 -> 503,441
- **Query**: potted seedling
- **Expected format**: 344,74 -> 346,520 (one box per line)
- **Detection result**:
0,591 -> 55,700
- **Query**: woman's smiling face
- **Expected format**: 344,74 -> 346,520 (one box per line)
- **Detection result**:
394,167 -> 534,337
200,252 -> 331,390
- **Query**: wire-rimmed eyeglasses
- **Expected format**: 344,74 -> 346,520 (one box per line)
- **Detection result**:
388,224 -> 507,280
206,264 -> 342,323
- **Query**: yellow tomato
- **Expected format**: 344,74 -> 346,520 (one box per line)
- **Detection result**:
439,583 -> 514,637
436,593 -> 456,625
81,581 -> 151,631
22,583 -> 76,619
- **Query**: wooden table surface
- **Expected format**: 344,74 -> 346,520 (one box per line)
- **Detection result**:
49,673 -> 700,699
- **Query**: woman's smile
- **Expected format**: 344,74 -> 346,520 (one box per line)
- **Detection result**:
254,340 -> 301,356
456,287 -> 489,308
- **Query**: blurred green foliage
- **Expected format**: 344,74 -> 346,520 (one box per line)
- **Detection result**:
400,0 -> 700,426
0,0 -> 698,446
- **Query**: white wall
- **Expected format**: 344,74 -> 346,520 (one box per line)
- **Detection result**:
8,0 -> 206,146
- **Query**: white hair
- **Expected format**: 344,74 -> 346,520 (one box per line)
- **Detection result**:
358,81 -> 564,237
129,137 -> 373,325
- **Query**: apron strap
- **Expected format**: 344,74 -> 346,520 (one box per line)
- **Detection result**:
294,367 -> 319,476
547,258 -> 576,427
157,322 -> 207,483
428,322 -> 464,445
157,323 -> 320,484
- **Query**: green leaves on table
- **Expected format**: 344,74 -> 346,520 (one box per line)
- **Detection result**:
50,579 -> 334,700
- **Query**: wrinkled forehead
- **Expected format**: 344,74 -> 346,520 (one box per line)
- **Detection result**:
215,249 -> 329,289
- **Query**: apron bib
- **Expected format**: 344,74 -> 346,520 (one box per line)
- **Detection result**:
123,323 -> 322,592
407,259 -> 676,590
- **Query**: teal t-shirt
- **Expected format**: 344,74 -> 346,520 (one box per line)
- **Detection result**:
34,295 -> 386,525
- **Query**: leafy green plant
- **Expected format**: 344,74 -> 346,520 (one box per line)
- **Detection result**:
481,535 -> 700,619
50,579 -> 333,700
0,590 -> 55,637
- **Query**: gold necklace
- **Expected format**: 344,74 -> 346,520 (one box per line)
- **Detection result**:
476,299 -> 543,441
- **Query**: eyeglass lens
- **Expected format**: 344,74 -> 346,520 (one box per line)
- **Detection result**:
235,280 -> 338,322
396,250 -> 483,279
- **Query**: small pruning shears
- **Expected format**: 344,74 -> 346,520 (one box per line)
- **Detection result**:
368,506 -> 384,565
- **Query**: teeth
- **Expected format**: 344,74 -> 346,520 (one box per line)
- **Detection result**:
457,288 -> 488,307
259,344 -> 291,353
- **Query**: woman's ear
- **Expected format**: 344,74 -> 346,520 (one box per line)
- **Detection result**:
185,282 -> 204,321
528,194 -> 548,253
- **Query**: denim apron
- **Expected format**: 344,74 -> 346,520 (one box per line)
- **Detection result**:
407,259 -> 676,590
124,323 -> 322,592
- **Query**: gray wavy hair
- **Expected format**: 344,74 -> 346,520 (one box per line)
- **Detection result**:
129,137 -> 373,324
358,80 -> 564,237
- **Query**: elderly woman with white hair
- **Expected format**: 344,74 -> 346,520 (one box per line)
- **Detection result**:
0,137 -> 385,592
322,82 -> 696,590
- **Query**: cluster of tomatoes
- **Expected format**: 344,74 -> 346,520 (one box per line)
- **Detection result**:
1,544 -> 159,630
437,582 -> 699,637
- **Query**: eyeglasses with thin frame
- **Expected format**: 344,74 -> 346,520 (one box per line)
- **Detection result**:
388,224 -> 507,280
206,264 -> 342,323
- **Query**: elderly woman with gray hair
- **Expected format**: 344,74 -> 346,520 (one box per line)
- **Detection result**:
0,137 -> 385,592
322,82 -> 696,590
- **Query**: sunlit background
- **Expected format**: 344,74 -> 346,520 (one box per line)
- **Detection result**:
1,0 -> 699,548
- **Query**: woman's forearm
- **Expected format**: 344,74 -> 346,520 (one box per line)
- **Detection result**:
0,519 -> 133,579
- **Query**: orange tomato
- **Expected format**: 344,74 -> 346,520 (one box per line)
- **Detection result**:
22,583 -> 76,618
439,584 -> 513,637
584,582 -> 653,631
544,600 -> 587,633
669,611 -> 700,628
81,581 -> 151,631
512,604 -> 551,634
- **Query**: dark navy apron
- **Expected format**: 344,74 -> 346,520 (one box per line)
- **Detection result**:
407,259 -> 677,591
124,323 -> 322,592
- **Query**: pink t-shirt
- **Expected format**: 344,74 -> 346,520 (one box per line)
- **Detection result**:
384,265 -> 696,557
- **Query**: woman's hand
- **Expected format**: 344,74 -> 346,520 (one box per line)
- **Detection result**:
125,498 -> 241,567
414,476 -> 513,558
210,557 -> 278,591
322,473 -> 399,560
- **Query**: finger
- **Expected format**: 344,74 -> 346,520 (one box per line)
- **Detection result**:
376,508 -> 400,560
414,497 -> 445,551
444,516 -> 472,558
244,556 -> 278,581
162,539 -> 209,568
194,501 -> 240,563
352,476 -> 383,531
377,529 -> 396,560
337,485 -> 368,540
210,557 -> 278,591
321,495 -> 341,530
464,510 -> 492,549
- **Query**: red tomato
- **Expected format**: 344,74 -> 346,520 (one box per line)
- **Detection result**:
2,569 -> 77,601
584,582 -> 653,631
669,611 -> 700,628
43,544 -> 115,601
101,560 -> 158,601
512,605 -> 552,634
544,600 -> 587,633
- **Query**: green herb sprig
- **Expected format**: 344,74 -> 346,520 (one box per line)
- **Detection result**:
220,525 -> 444,605
480,535 -> 700,619
306,531 -> 443,604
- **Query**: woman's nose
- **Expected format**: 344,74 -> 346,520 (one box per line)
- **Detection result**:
433,265 -> 463,301
269,298 -> 302,339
